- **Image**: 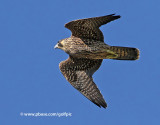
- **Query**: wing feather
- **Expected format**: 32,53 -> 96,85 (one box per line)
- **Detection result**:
65,14 -> 120,41
59,56 -> 107,108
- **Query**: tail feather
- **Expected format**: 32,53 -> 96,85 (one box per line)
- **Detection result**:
109,46 -> 140,60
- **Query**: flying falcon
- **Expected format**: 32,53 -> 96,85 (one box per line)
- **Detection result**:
54,14 -> 139,108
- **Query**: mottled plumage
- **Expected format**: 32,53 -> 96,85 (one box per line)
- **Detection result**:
55,14 -> 140,108
59,57 -> 106,108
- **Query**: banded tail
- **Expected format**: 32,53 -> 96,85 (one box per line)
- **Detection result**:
109,46 -> 140,60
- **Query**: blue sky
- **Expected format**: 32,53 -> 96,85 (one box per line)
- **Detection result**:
0,0 -> 160,124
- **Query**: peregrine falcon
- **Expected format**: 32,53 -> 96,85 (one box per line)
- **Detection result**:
54,14 -> 139,108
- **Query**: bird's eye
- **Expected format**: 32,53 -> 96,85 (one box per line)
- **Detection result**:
58,42 -> 63,47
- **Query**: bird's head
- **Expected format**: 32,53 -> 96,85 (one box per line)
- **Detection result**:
54,38 -> 71,53
54,39 -> 67,49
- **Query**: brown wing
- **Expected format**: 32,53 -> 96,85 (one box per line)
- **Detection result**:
65,14 -> 120,41
59,56 -> 107,108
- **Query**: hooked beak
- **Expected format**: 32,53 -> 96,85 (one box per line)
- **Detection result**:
54,44 -> 59,49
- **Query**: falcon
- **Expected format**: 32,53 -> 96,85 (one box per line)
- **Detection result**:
54,14 -> 139,108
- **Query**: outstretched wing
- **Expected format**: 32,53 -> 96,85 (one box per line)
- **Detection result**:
65,14 -> 120,41
59,56 -> 107,108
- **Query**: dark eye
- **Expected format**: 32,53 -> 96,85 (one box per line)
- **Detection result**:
58,42 -> 63,47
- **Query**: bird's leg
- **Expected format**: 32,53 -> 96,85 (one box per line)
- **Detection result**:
72,46 -> 118,59
89,49 -> 118,59
83,44 -> 118,59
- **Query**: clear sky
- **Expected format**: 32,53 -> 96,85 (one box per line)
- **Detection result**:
0,0 -> 160,124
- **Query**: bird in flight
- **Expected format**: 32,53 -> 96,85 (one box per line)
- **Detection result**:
54,14 -> 139,108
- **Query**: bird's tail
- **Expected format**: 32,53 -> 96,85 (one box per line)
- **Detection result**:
108,46 -> 140,60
